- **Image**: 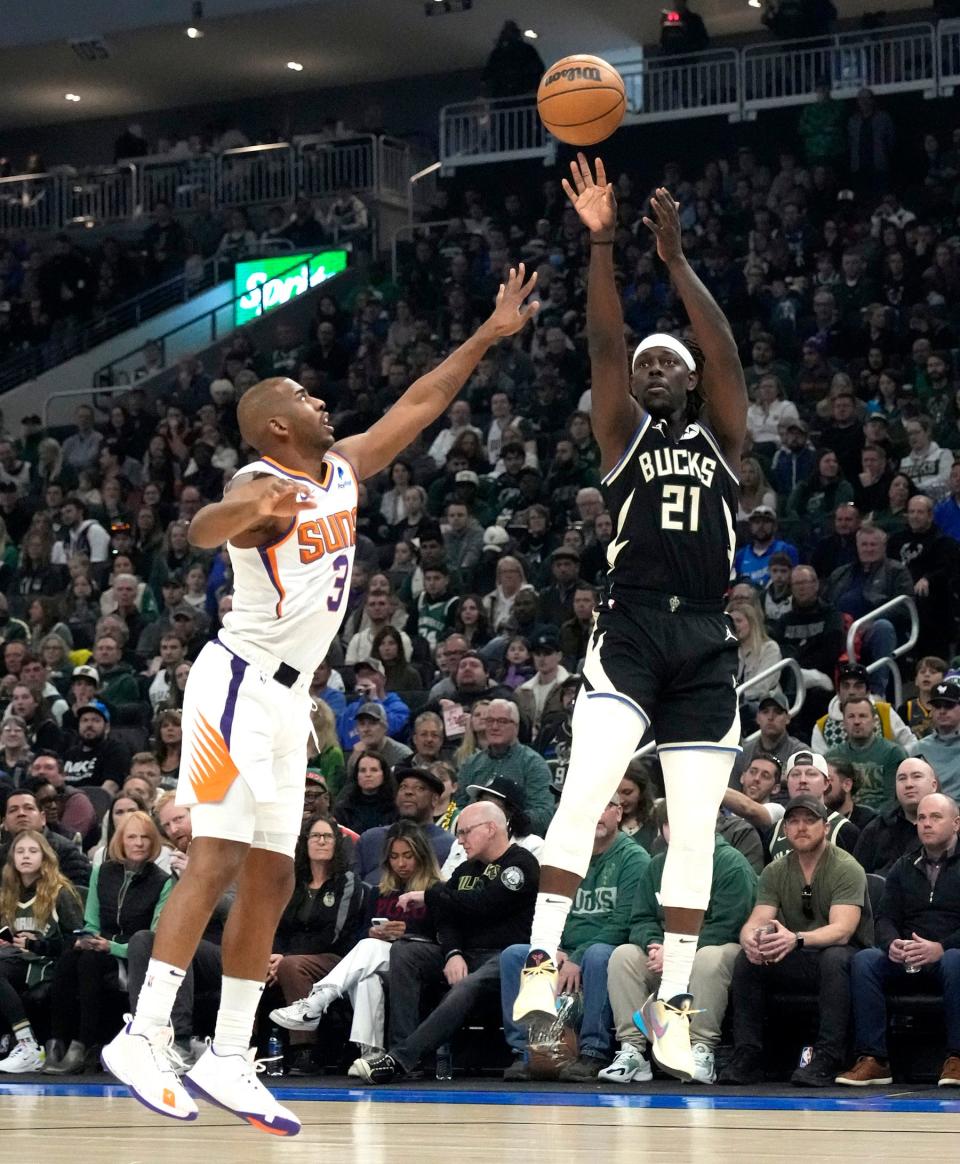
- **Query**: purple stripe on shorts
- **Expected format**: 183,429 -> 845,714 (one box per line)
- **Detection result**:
219,653 -> 247,749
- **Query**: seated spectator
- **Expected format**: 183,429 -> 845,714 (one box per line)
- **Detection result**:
407,562 -> 458,651
722,752 -> 783,831
270,820 -> 442,1063
310,658 -> 347,719
812,661 -> 916,754
145,633 -> 188,711
727,604 -> 782,704
898,655 -> 947,741
154,708 -> 182,790
826,695 -> 907,811
601,801 -> 757,1086
769,419 -> 816,500
0,829 -> 84,1073
262,814 -> 364,1075
899,415 -> 952,501
301,772 -> 331,828
616,762 -> 657,851
764,751 -> 860,859
731,692 -> 807,785
62,701 -> 131,794
306,701 -> 346,800
854,755 -> 940,874
870,472 -> 914,537
837,793 -> 960,1087
90,634 -> 140,707
484,556 -> 535,634
452,594 -> 493,652
747,376 -> 799,462
786,449 -> 855,548
45,811 -> 170,1073
443,776 -> 543,877
825,758 -> 877,832
0,789 -> 91,887
26,752 -> 97,849
457,698 -> 554,836
50,498 -> 110,583
333,753 -> 398,834
719,795 -> 872,1087
810,504 -> 861,581
770,566 -> 845,728
515,631 -> 570,737
910,678 -> 960,800
761,553 -> 794,624
89,791 -> 159,869
854,444 -> 894,517
350,800 -> 539,1083
7,686 -> 61,755
371,628 -> 422,697
354,767 -> 453,883
933,462 -> 960,542
427,651 -> 512,737
888,495 -> 959,658
338,669 -> 410,754
501,793 -> 647,1080
734,508 -> 798,587
0,714 -> 35,785
344,594 -> 413,667
536,547 -> 582,629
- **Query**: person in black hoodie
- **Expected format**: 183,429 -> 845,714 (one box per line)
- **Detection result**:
45,811 -> 170,1073
887,495 -> 959,657
837,792 -> 960,1087
351,799 -> 539,1082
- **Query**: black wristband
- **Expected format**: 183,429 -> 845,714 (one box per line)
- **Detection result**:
444,948 -> 464,962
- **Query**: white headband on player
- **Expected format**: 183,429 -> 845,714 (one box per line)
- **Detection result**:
631,333 -> 696,373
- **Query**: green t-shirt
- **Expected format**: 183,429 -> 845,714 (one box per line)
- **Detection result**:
758,844 -> 873,947
829,735 -> 907,811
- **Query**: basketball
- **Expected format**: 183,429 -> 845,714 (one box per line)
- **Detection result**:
536,54 -> 626,147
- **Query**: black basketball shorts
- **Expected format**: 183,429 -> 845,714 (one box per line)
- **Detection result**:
580,598 -> 739,748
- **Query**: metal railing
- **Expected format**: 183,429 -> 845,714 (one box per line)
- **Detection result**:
390,217 -> 456,281
440,96 -> 555,169
439,19 -> 956,169
742,22 -> 937,111
626,49 -> 740,123
845,594 -> 919,708
631,656 -> 806,760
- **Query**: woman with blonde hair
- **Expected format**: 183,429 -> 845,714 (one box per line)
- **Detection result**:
0,830 -> 83,1072
269,819 -> 441,1066
307,699 -> 346,800
45,811 -> 171,1074
39,633 -> 74,694
737,457 -> 778,524
726,603 -> 783,701
484,556 -> 533,632
454,698 -> 491,768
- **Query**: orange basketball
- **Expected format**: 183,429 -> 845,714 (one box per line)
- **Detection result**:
536,54 -> 626,147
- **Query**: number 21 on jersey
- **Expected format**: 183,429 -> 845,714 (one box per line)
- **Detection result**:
661,484 -> 701,532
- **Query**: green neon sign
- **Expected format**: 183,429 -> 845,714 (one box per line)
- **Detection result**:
233,250 -> 348,326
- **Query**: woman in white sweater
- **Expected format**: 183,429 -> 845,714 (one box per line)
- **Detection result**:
747,374 -> 799,458
728,603 -> 782,701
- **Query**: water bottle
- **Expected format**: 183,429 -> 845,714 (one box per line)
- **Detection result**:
264,1029 -> 284,1077
435,1043 -> 453,1080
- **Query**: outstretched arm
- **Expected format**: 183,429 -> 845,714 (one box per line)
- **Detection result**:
563,154 -> 640,476
643,187 -> 747,466
334,266 -> 538,481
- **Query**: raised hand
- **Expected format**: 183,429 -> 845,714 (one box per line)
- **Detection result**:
487,263 -> 540,338
642,186 -> 684,266
562,153 -> 617,238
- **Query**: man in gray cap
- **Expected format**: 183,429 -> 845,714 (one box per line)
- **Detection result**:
731,690 -> 806,784
720,794 -> 872,1087
346,702 -> 412,778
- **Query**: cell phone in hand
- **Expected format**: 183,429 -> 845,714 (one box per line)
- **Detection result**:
371,918 -> 390,928
0,926 -> 13,942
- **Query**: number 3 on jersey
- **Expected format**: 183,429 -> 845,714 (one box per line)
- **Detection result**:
661,484 -> 701,532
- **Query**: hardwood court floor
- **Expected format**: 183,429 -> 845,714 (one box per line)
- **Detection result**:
4,1082 -> 960,1163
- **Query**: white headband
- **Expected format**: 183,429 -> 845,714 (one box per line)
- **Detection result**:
632,333 -> 696,373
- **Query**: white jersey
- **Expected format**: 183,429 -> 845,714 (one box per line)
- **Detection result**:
220,451 -> 358,676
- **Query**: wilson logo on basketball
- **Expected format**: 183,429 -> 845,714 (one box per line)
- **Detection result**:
544,65 -> 602,86
297,508 -> 357,563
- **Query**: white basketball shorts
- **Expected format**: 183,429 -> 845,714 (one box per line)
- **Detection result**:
176,639 -> 311,857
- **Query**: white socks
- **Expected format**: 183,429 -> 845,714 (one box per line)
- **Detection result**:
658,932 -> 698,1002
213,976 -> 265,1057
131,959 -> 187,1035
528,893 -> 574,962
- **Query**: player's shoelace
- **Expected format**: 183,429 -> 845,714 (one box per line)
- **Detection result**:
127,1016 -> 189,1077
522,959 -> 557,980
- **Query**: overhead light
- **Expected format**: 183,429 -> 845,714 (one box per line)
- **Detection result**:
286,61 -> 304,71
64,93 -> 81,102
523,28 -> 538,39
185,25 -> 204,37
748,0 -> 761,7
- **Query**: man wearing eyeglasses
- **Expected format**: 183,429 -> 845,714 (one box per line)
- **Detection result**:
456,698 -> 554,836
719,795 -> 872,1088
351,800 -> 539,1084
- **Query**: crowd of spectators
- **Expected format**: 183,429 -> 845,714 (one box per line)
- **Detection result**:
0,86 -> 958,1087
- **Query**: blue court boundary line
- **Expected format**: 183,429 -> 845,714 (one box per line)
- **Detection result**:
5,1080 -> 960,1114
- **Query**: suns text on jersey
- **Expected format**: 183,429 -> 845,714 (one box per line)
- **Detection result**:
637,447 -> 717,487
297,508 -> 357,563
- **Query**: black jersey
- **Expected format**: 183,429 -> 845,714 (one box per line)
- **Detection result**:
601,414 -> 738,604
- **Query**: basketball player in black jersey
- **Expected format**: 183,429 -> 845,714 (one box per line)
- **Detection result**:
513,155 -> 747,1082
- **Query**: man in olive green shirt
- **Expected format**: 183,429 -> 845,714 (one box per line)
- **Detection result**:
719,795 -> 872,1088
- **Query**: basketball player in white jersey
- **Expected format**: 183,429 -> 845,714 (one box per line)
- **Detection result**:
102,266 -> 538,1134
512,157 -> 747,1082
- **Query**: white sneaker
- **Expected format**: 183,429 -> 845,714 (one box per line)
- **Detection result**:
597,1045 -> 652,1084
0,1040 -> 44,1073
269,986 -> 336,1032
185,1045 -> 301,1136
101,1016 -> 198,1121
688,1042 -> 716,1085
